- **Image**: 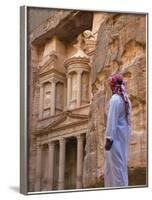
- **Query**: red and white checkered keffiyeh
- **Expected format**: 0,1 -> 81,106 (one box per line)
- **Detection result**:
108,74 -> 129,123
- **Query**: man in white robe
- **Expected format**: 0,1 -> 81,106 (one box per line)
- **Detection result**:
104,74 -> 131,187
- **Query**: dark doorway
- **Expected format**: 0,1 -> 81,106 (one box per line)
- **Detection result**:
65,137 -> 77,189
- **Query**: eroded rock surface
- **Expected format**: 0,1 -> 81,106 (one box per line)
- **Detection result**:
83,13 -> 147,187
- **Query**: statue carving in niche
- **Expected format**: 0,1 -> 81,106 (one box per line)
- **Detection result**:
74,30 -> 96,56
82,30 -> 96,55
56,82 -> 64,114
43,82 -> 51,118
81,72 -> 89,104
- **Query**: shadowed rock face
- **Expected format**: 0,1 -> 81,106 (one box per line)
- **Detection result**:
83,13 -> 147,188
29,9 -> 93,45
128,167 -> 147,186
27,7 -> 60,32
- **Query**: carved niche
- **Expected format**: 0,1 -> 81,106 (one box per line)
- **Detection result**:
55,81 -> 64,114
43,82 -> 51,118
81,71 -> 90,104
70,72 -> 77,106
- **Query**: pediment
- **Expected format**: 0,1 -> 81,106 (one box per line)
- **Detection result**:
39,53 -> 58,76
50,112 -> 88,130
39,57 -> 66,76
39,62 -> 55,75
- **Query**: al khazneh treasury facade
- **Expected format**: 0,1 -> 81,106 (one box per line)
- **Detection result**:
28,9 -> 147,192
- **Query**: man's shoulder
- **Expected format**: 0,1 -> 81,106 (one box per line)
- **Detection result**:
109,94 -> 122,108
110,94 -> 122,102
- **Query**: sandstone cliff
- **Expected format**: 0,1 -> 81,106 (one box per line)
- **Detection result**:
83,13 -> 147,187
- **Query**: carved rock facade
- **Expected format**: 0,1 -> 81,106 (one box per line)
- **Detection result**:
28,9 -> 147,192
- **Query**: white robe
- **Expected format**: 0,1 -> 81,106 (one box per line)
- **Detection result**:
104,94 -> 131,187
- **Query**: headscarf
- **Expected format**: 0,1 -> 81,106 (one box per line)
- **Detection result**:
108,74 -> 129,124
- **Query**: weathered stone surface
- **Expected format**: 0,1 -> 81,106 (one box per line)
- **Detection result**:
27,7 -> 59,32
92,14 -> 146,83
30,10 -> 93,45
83,13 -> 147,187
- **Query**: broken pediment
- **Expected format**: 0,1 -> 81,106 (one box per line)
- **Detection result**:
39,53 -> 58,75
39,52 -> 66,77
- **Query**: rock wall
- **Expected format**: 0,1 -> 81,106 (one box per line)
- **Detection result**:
83,13 -> 147,187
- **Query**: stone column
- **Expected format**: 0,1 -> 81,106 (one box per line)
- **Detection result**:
76,134 -> 84,189
58,138 -> 66,190
48,141 -> 55,190
35,143 -> 42,191
64,82 -> 67,111
51,79 -> 56,116
39,84 -> 44,119
67,74 -> 72,109
77,70 -> 83,107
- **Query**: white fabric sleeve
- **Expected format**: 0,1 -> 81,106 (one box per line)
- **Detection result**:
105,96 -> 121,141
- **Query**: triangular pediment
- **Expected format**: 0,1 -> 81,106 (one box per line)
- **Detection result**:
39,56 -> 66,76
50,112 -> 88,130
39,62 -> 55,75
39,53 -> 58,76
